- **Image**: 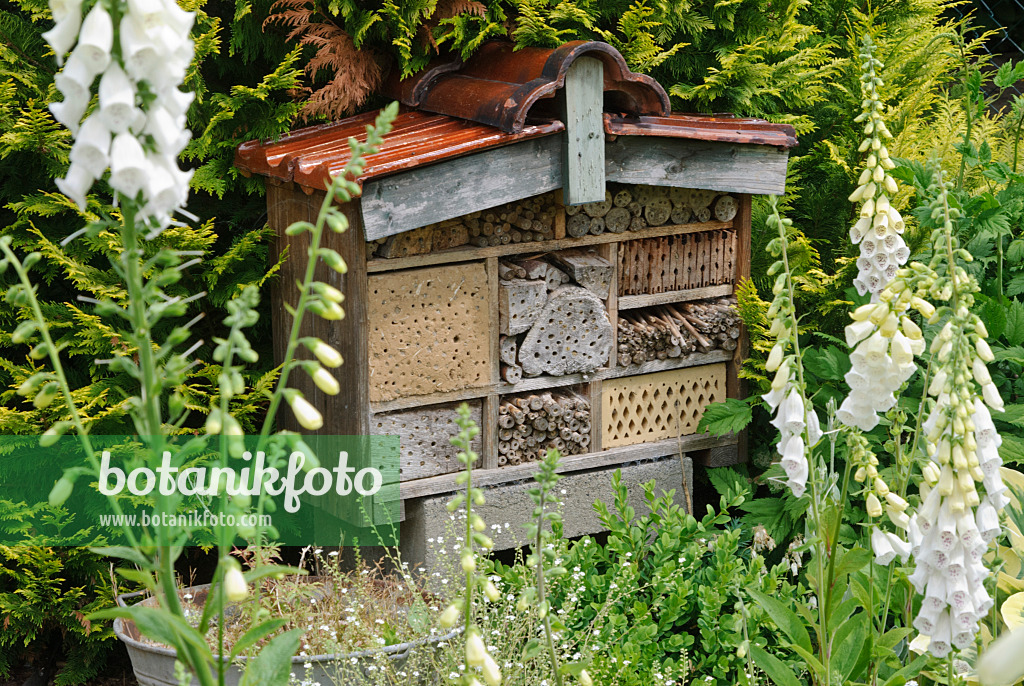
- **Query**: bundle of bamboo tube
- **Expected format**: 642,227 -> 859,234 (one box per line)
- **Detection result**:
616,297 -> 741,366
497,392 -> 591,465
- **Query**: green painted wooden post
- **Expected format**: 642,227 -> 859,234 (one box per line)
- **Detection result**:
562,56 -> 605,205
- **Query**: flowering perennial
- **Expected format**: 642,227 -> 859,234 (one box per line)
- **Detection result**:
45,0 -> 195,232
847,35 -> 909,299
762,205 -> 821,498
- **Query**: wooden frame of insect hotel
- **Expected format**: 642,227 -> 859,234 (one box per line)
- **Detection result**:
235,40 -> 797,554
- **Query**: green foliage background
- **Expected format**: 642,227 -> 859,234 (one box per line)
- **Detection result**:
0,0 -> 1013,681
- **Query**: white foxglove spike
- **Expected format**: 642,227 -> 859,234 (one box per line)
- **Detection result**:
76,3 -> 113,73
55,162 -> 94,210
109,132 -> 149,198
98,63 -> 137,133
69,116 -> 111,176
42,14 -> 82,66
871,528 -> 896,565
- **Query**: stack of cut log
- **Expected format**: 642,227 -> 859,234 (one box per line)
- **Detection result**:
366,192 -> 559,258
616,297 -> 741,366
366,218 -> 471,258
498,251 -> 614,382
469,192 -> 559,247
565,185 -> 738,237
497,392 -> 592,464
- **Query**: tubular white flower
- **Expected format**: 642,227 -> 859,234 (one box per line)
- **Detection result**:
76,2 -> 113,73
120,16 -> 163,84
42,13 -> 82,65
55,162 -> 93,210
48,91 -> 89,134
98,63 -> 138,134
54,51 -> 97,105
223,565 -> 249,602
69,116 -> 111,177
109,132 -> 149,199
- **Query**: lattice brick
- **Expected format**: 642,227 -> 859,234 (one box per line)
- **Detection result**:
372,401 -> 482,481
368,263 -> 491,402
617,230 -> 736,296
601,364 -> 726,448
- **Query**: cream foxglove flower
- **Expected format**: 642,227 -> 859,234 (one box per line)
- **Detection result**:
307,339 -> 342,367
481,654 -> 502,686
310,367 -> 340,395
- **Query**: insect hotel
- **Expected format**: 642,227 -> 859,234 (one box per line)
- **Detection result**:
235,41 -> 796,557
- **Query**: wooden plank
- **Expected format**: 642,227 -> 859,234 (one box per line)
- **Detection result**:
366,220 -> 733,273
482,394 -> 500,470
600,242 -> 618,366
400,433 -> 738,500
561,56 -> 605,205
486,257 -> 501,378
554,189 -> 567,239
606,136 -> 789,196
361,134 -> 563,240
370,349 -> 733,413
618,284 -> 734,310
588,379 -> 603,453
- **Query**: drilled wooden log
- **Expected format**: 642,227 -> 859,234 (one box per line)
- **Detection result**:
589,216 -> 606,235
567,213 -> 590,238
714,195 -> 738,222
500,335 -> 518,366
613,188 -> 633,207
605,206 -> 630,233
501,364 -> 523,384
519,286 -> 613,376
583,191 -> 612,218
670,202 -> 692,225
644,196 -> 672,226
499,278 -> 547,335
498,414 -> 515,430
552,250 -> 613,298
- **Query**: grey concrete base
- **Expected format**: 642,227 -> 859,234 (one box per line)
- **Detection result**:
399,455 -> 692,572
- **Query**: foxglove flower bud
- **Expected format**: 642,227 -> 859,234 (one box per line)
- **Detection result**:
99,63 -> 138,134
288,394 -> 323,431
465,631 -> 487,667
109,132 -> 149,198
224,565 -> 248,602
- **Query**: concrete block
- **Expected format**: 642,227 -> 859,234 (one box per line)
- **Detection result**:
399,456 -> 692,572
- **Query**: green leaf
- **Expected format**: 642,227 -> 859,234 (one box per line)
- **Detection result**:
882,654 -> 930,686
229,619 -> 288,661
239,628 -> 302,686
696,398 -> 752,437
802,345 -> 850,381
90,546 -> 152,567
707,467 -> 750,501
523,638 -> 544,661
832,547 -> 871,583
1005,301 -> 1024,347
746,588 -> 812,653
831,611 -> 868,682
91,606 -> 214,663
750,644 -> 803,686
1000,433 -> 1024,466
980,298 -> 1009,341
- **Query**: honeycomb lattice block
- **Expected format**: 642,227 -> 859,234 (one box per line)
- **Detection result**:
602,364 -> 726,448
618,230 -> 737,296
372,401 -> 481,481
368,263 -> 491,402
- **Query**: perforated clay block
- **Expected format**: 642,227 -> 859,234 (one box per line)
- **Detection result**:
368,262 -> 492,402
601,364 -> 725,448
372,401 -> 482,481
